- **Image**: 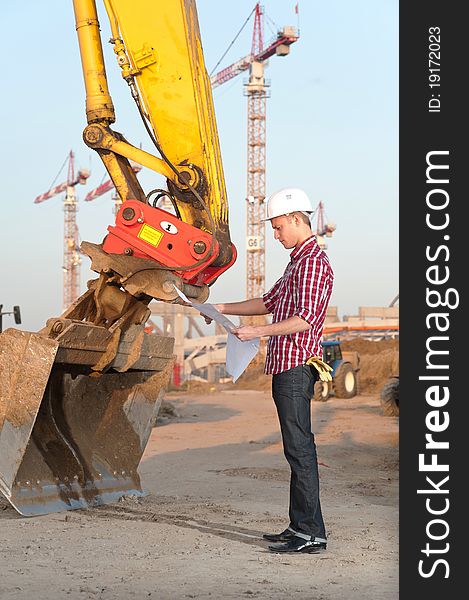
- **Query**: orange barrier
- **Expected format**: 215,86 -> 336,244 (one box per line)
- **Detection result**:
324,324 -> 399,334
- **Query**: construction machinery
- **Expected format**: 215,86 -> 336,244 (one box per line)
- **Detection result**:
0,0 -> 236,516
211,4 -> 299,303
311,201 -> 336,251
380,294 -> 399,416
0,305 -> 21,333
34,151 -> 91,310
380,375 -> 399,416
312,341 -> 360,402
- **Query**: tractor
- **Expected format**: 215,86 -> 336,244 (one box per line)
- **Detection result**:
380,351 -> 399,416
380,376 -> 399,416
313,340 -> 359,402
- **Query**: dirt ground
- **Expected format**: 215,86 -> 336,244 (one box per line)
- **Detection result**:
0,365 -> 399,600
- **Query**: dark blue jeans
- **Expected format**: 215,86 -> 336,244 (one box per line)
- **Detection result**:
272,364 -> 326,541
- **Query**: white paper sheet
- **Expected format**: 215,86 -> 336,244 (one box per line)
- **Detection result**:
173,287 -> 260,382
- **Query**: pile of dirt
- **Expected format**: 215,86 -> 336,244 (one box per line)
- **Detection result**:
357,348 -> 399,393
234,364 -> 272,390
169,338 -> 399,395
340,338 -> 399,393
229,348 -> 271,390
341,338 -> 399,355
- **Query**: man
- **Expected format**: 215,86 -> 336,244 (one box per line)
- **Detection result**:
207,187 -> 334,554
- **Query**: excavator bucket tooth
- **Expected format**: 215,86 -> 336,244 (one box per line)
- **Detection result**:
0,326 -> 174,516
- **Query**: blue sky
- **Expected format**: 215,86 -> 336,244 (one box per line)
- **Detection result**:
0,1 -> 397,332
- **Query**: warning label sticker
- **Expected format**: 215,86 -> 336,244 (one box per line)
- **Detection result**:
138,224 -> 163,247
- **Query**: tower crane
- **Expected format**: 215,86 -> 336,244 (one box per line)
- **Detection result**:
311,201 -> 336,250
211,3 -> 299,303
34,151 -> 90,309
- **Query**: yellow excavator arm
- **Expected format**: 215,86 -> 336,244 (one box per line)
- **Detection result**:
73,0 -> 236,303
0,0 -> 235,517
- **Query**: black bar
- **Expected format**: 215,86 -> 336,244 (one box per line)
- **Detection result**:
400,2 -> 465,597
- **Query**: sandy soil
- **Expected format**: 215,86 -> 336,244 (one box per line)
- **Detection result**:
0,383 -> 398,600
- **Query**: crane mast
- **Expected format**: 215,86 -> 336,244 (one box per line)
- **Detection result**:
63,167 -> 81,309
34,150 -> 90,309
210,4 -> 299,303
245,5 -> 267,302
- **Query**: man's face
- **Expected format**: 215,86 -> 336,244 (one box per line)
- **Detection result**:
270,215 -> 299,249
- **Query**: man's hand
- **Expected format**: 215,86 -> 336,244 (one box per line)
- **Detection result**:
200,303 -> 222,325
231,325 -> 261,342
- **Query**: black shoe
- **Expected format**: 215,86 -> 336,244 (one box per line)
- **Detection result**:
262,528 -> 296,543
268,536 -> 327,554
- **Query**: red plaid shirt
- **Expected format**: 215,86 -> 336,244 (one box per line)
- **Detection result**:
262,236 -> 334,375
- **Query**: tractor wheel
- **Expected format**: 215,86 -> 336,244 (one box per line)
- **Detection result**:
380,377 -> 399,416
313,380 -> 331,402
333,362 -> 357,399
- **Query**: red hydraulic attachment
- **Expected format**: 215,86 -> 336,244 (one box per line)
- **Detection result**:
103,201 -> 237,286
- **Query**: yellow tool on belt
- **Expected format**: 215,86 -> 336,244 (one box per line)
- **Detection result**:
306,356 -> 333,382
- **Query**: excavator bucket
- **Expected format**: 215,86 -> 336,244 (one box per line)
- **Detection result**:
0,322 -> 174,516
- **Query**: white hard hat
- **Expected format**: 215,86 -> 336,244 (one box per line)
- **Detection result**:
263,188 -> 314,220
